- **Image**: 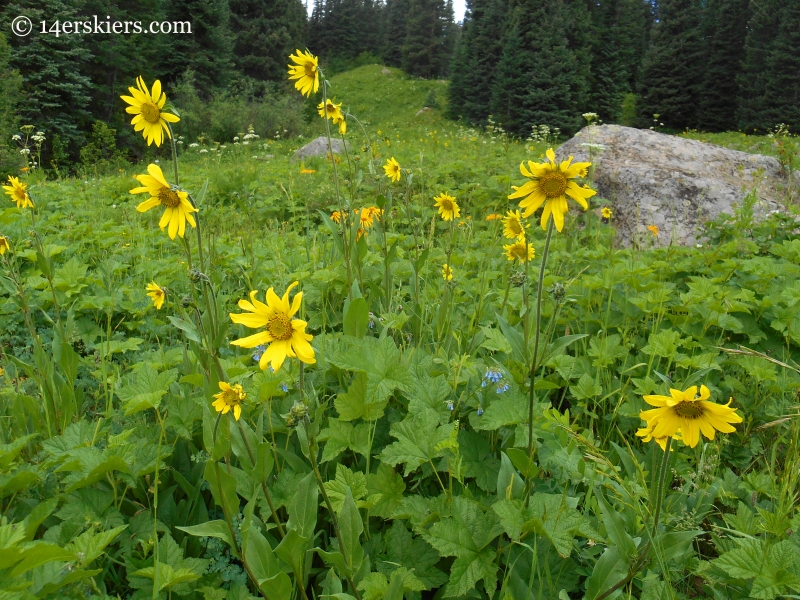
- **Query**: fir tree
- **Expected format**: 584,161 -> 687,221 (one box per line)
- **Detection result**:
696,0 -> 749,131
736,0 -> 781,131
1,0 -> 94,152
0,32 -> 23,176
383,0 -> 410,67
437,0 -> 458,77
402,0 -> 439,77
229,0 -> 307,82
761,1 -> 800,131
490,0 -> 583,136
637,0 -> 704,129
159,0 -> 235,92
448,0 -> 508,123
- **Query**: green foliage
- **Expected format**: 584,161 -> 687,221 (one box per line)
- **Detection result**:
0,32 -> 22,179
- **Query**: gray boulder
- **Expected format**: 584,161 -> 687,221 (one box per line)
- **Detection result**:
293,136 -> 349,160
556,125 -> 791,246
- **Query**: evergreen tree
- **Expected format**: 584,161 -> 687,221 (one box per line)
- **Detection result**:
383,0 -> 410,66
229,0 -> 307,82
761,1 -> 800,131
586,0 -> 648,122
402,0 -> 439,77
436,0 -> 458,77
696,0 -> 749,131
448,0 -> 508,123
159,0 -> 235,92
490,0 -> 584,136
736,0 -> 781,131
1,0 -> 94,153
0,32 -> 23,176
637,0 -> 704,129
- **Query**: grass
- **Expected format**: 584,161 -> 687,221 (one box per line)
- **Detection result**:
1,64 -> 800,600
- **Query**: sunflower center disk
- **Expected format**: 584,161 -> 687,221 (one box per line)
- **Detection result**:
674,401 -> 705,419
158,188 -> 182,208
268,314 -> 294,341
140,102 -> 161,124
304,63 -> 315,78
221,390 -> 240,406
540,173 -> 568,198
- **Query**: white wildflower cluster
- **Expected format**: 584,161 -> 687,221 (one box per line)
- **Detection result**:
243,124 -> 260,142
199,149 -> 209,154
189,142 -> 199,148
526,124 -> 560,146
31,131 -> 46,144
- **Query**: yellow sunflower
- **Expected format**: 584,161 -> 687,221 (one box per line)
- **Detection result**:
508,148 -> 596,232
434,193 -> 460,221
331,210 -> 344,224
640,385 -> 743,448
229,282 -> 316,372
120,77 -> 180,147
601,207 -> 612,220
288,49 -> 320,97
485,213 -> 503,221
648,225 -> 659,236
3,176 -> 33,209
130,164 -> 198,240
146,282 -> 166,310
0,236 -> 9,255
212,381 -> 246,421
502,210 -> 528,240
318,99 -> 346,135
503,240 -> 535,263
442,263 -> 453,281
384,157 -> 401,182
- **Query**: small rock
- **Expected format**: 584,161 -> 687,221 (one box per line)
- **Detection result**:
381,67 -> 391,75
557,124 -> 789,246
415,106 -> 431,117
292,137 -> 349,160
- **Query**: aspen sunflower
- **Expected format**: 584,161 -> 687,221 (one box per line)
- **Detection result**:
318,99 -> 346,135
486,213 -> 503,221
212,382 -> 246,421
502,210 -> 528,240
504,240 -> 535,263
508,148 -> 596,232
3,176 -> 33,209
601,207 -> 612,220
384,157 -> 401,182
331,210 -> 344,224
130,164 -> 197,240
648,225 -> 659,236
120,77 -> 180,147
229,282 -> 316,372
635,422 -> 681,451
288,49 -> 319,97
0,236 -> 9,255
434,193 -> 460,221
146,282 -> 166,310
442,263 -> 453,281
640,385 -> 743,448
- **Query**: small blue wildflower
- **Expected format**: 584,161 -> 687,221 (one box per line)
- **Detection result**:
446,400 -> 454,411
481,380 -> 487,387
497,383 -> 510,394
269,365 -> 275,373
253,344 -> 267,362
477,407 -> 484,416
369,320 -> 374,329
484,368 -> 503,384
280,383 -> 289,393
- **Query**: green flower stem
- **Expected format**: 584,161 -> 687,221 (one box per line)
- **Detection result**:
595,437 -> 673,600
234,418 -> 286,539
526,218 -> 555,480
304,422 -> 363,600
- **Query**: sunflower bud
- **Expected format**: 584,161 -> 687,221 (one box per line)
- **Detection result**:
181,295 -> 193,308
188,268 -> 208,283
549,282 -> 566,302
510,271 -> 527,287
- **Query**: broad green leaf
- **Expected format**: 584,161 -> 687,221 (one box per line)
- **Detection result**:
584,547 -> 627,600
259,572 -> 293,600
366,464 -> 405,519
570,373 -> 602,400
335,372 -> 388,422
480,327 -> 513,355
67,525 -> 127,566
287,472 -> 318,538
177,521 -> 233,549
596,493 -> 637,561
323,465 -> 367,513
459,430 -> 500,493
382,521 -> 447,590
0,435 -> 36,470
116,366 -> 177,416
319,418 -> 371,462
344,298 -> 369,338
496,452 -> 524,501
496,313 -> 526,364
204,460 -> 240,518
379,409 -> 450,476
275,529 -> 309,577
338,488 -> 364,574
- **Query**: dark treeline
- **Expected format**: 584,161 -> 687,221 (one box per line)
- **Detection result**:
0,0 -> 308,171
449,0 -> 800,136
307,0 -> 457,78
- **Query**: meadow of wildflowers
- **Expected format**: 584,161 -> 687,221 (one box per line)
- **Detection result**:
0,61 -> 799,600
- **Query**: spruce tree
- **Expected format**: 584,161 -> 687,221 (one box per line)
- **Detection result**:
0,32 -> 22,176
1,0 -> 94,152
761,1 -> 800,131
436,0 -> 458,77
229,0 -> 307,82
696,0 -> 749,131
402,0 -> 439,77
736,0 -> 781,131
159,0 -> 235,92
637,0 -> 704,130
383,0 -> 410,67
490,0 -> 583,136
448,0 -> 508,123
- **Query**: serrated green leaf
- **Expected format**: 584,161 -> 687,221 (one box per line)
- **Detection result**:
379,409 -> 450,476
